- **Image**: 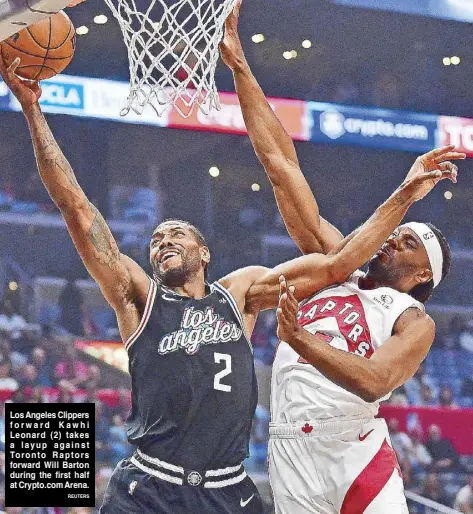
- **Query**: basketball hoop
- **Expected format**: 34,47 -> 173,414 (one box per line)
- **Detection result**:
103,0 -> 238,118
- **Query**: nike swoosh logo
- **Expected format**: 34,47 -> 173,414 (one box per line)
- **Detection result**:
162,293 -> 182,302
359,429 -> 374,442
240,494 -> 254,507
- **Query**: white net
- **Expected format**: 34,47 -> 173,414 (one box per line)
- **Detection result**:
103,0 -> 238,117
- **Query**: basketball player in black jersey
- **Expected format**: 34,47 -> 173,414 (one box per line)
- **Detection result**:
0,53 -> 457,513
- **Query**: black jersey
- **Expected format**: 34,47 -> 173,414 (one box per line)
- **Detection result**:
124,279 -> 258,471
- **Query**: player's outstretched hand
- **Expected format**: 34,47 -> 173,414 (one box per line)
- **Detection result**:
276,275 -> 300,342
67,0 -> 86,6
0,56 -> 41,108
407,145 -> 465,183
219,0 -> 246,71
401,145 -> 466,202
400,145 -> 466,198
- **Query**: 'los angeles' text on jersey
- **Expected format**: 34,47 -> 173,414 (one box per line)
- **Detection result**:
157,306 -> 243,355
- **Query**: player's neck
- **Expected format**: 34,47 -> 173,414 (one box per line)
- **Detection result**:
359,273 -> 398,291
166,275 -> 207,299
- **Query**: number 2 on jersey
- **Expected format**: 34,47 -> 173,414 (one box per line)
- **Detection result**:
214,353 -> 232,392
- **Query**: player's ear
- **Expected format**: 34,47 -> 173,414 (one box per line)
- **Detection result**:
200,246 -> 210,267
415,268 -> 433,285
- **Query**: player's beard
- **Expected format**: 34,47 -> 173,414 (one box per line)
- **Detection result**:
366,254 -> 412,287
152,251 -> 202,287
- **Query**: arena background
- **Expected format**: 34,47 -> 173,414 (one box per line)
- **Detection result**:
0,0 -> 473,512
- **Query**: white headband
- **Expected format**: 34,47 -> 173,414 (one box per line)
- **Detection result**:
404,222 -> 443,288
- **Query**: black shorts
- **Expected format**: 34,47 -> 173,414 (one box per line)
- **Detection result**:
99,458 -> 264,514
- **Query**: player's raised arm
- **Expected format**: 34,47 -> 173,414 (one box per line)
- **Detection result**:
0,58 -> 148,316
241,165 -> 459,312
220,0 -> 342,255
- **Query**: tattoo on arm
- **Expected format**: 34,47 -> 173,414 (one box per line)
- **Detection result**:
29,106 -> 82,193
40,119 -> 81,190
52,153 -> 80,190
27,108 -> 126,286
87,203 -> 121,270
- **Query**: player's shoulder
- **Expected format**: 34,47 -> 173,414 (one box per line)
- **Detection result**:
218,266 -> 269,313
218,266 -> 268,290
394,306 -> 435,334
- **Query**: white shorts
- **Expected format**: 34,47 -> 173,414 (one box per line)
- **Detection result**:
268,417 -> 408,514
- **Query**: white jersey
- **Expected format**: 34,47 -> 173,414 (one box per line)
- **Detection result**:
271,271 -> 423,423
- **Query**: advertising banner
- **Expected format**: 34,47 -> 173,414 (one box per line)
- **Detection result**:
438,115 -> 473,157
308,102 -> 438,153
333,0 -> 473,23
8,75 -> 169,126
7,73 -> 473,157
74,339 -> 128,373
168,91 -> 309,141
379,405 -> 473,455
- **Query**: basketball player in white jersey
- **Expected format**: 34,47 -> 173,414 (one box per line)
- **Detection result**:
221,3 -> 466,513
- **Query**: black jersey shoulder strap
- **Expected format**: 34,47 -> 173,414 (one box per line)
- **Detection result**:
212,281 -> 253,353
125,278 -> 158,352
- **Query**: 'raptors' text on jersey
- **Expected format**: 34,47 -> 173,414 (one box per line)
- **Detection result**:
271,271 -> 423,423
125,279 -> 258,470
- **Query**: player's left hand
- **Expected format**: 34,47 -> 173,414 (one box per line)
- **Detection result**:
407,145 -> 466,181
276,275 -> 300,342
67,0 -> 86,7
402,145 -> 466,201
219,0 -> 246,71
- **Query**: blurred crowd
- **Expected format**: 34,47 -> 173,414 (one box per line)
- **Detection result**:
306,70 -> 446,117
387,418 -> 473,513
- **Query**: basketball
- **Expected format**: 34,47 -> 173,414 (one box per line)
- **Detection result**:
0,10 -> 75,81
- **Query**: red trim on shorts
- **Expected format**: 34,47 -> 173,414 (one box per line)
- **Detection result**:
340,439 -> 402,514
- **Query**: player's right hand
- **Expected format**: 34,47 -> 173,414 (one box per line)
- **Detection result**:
219,0 -> 246,71
276,275 -> 300,342
0,56 -> 42,108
